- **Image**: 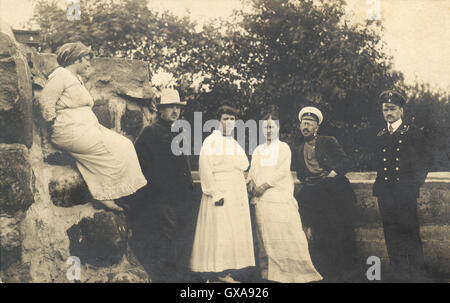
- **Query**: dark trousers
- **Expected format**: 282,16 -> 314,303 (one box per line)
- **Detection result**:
128,194 -> 198,282
296,177 -> 358,281
377,190 -> 425,278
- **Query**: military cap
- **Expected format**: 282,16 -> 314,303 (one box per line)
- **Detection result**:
379,90 -> 407,107
298,106 -> 323,125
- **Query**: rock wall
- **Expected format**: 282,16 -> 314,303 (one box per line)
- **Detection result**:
0,21 -> 32,148
0,21 -> 154,283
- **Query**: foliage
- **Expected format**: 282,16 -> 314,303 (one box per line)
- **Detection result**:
31,0 -> 448,170
406,84 -> 450,171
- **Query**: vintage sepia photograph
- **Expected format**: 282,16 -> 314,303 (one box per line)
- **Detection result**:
0,0 -> 448,288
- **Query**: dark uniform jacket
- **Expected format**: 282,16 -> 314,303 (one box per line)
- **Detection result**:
372,123 -> 429,198
292,135 -> 358,278
294,135 -> 353,182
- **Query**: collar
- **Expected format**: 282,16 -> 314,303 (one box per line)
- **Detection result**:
212,129 -> 223,136
263,139 -> 280,149
387,119 -> 402,133
214,129 -> 233,137
156,117 -> 174,130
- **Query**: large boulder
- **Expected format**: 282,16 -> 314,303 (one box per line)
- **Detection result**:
29,52 -> 58,89
85,57 -> 156,140
0,144 -> 34,215
0,214 -> 22,272
0,22 -> 33,148
47,165 -> 91,207
121,101 -> 144,138
86,57 -> 152,100
66,211 -> 128,267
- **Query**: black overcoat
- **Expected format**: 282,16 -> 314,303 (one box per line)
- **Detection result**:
130,118 -> 197,280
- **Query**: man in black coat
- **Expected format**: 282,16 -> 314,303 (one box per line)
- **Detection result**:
372,90 -> 430,282
129,88 -> 197,282
292,106 -> 358,282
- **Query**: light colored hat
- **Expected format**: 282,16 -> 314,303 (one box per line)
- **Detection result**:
158,88 -> 187,107
298,106 -> 323,125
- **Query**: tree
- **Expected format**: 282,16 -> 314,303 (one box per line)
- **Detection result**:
32,0 -> 448,170
229,1 -> 404,150
406,83 -> 450,171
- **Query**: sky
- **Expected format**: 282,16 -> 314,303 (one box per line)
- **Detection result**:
0,0 -> 449,91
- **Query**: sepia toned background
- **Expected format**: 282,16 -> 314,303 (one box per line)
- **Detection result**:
0,0 -> 448,283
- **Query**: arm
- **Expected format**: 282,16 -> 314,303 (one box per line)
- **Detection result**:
247,150 -> 258,193
326,137 -> 353,175
411,127 -> 429,185
199,145 -> 224,202
39,72 -> 65,122
234,140 -> 250,171
134,128 -> 153,183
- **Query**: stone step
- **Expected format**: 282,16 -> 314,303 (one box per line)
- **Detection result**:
45,164 -> 92,207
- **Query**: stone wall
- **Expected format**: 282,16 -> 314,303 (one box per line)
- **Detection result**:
0,21 -> 155,283
190,172 -> 450,280
337,172 -> 449,279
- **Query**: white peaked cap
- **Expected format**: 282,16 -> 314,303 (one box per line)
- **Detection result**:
298,106 -> 323,125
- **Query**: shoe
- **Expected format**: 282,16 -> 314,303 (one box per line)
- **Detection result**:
92,200 -> 124,212
217,274 -> 240,283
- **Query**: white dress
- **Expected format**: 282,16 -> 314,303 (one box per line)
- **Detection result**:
190,130 -> 255,272
248,140 -> 322,282
39,67 -> 147,200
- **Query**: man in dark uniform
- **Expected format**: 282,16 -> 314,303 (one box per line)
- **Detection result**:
372,90 -> 430,282
129,88 -> 197,282
293,106 -> 358,282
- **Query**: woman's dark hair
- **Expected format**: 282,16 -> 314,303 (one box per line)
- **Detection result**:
261,111 -> 280,121
217,105 -> 239,120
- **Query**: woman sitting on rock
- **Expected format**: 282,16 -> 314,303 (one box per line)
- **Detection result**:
39,41 -> 147,211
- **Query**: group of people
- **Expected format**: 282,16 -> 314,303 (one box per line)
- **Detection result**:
39,42 -> 431,283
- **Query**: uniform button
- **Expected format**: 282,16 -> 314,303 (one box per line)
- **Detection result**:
383,158 -> 387,162
395,167 -> 399,171
384,167 -> 387,171
399,140 -> 402,143
384,177 -> 388,180
396,178 -> 400,181
396,158 -> 399,161
396,148 -> 400,151
382,149 -> 386,152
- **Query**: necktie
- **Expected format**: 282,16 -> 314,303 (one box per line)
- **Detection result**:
388,124 -> 394,135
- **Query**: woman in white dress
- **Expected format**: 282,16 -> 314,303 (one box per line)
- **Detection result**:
247,112 -> 322,283
39,42 -> 147,211
190,105 -> 255,282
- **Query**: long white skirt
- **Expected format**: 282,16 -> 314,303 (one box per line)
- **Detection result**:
254,191 -> 322,283
190,171 -> 255,272
51,106 -> 147,201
